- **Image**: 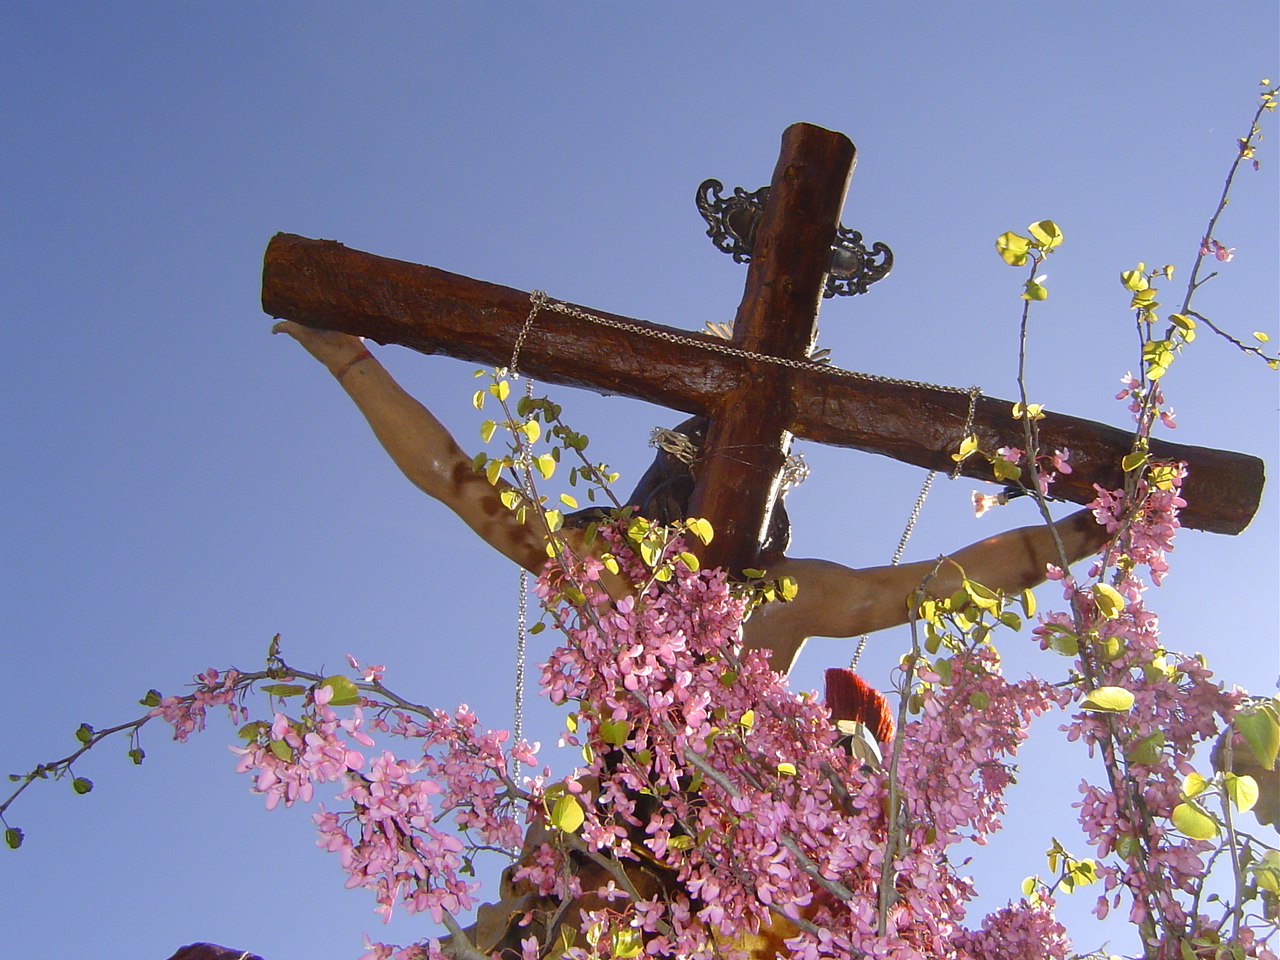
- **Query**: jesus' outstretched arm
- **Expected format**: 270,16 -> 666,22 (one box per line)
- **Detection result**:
273,321 -> 552,573
275,323 -> 1108,674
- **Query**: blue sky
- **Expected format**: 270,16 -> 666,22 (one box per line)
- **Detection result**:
2,5 -> 1276,958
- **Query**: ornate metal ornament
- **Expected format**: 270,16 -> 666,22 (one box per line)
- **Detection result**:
825,225 -> 893,297
695,178 -> 893,297
695,179 -> 770,263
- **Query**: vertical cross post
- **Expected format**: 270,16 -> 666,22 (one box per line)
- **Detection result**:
689,123 -> 854,574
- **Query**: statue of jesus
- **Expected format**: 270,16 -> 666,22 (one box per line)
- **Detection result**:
274,322 -> 1108,674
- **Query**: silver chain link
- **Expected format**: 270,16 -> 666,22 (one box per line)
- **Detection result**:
849,385 -> 980,671
514,293 -> 984,679
518,291 -> 977,396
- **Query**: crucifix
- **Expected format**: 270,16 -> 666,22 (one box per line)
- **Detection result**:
262,122 -> 1264,582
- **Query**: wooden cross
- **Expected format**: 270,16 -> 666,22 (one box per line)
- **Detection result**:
261,123 -> 1264,577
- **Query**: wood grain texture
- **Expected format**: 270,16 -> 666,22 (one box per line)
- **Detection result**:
262,237 -> 1264,537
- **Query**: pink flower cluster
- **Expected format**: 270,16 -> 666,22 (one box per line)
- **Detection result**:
954,896 -> 1071,960
304,700 -> 534,925
529,527 -> 1063,960
1199,238 -> 1234,262
1089,464 -> 1186,585
231,685 -> 373,811
996,446 -> 1074,496
149,667 -> 245,741
1115,373 -> 1177,433
1038,466 -> 1270,953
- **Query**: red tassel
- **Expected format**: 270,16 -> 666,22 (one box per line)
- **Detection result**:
824,667 -> 895,745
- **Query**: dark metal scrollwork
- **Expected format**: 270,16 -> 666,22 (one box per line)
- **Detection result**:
695,179 -> 770,264
695,178 -> 893,296
824,226 -> 893,298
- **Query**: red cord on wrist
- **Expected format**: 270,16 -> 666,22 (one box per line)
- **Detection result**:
333,349 -> 374,381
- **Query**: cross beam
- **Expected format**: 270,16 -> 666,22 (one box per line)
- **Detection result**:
262,126 -> 1264,574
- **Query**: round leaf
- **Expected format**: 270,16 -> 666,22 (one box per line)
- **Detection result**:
1224,773 -> 1259,813
1091,583 -> 1125,619
599,719 -> 630,747
1235,706 -> 1280,769
550,794 -> 585,834
1170,801 -> 1219,840
321,675 -> 362,706
1027,220 -> 1063,249
1081,686 -> 1135,713
996,231 -> 1032,266
1182,770 -> 1211,798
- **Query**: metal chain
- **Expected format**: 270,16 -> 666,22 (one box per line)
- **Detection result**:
515,566 -> 527,753
849,385 -> 980,671
516,293 -> 985,678
520,291 -> 977,396
510,287 -> 538,754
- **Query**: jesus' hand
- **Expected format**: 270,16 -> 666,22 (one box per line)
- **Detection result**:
272,321 -> 370,376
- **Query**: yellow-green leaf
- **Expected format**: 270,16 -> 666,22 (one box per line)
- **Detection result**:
1170,801 -> 1219,840
1022,280 -> 1048,301
1235,704 -> 1280,769
488,380 -> 510,401
1121,451 -> 1148,472
1120,267 -> 1150,292
1182,770 -> 1211,798
677,551 -> 699,572
687,517 -> 714,544
1021,876 -> 1037,896
599,719 -> 630,747
520,420 -> 540,443
1027,220 -> 1063,250
472,389 -> 486,410
321,675 -> 362,706
776,762 -> 797,776
1254,331 -> 1270,343
963,579 -> 1000,612
992,457 -> 1021,482
485,459 -> 504,485
1224,773 -> 1259,812
779,577 -> 799,601
611,929 -> 644,959
1252,850 -> 1280,895
535,454 -> 556,479
543,509 -> 563,532
1091,583 -> 1125,619
550,795 -> 585,833
1081,686 -> 1134,713
739,710 -> 755,730
996,232 -> 1032,266
1126,731 -> 1165,765
1020,589 -> 1036,618
1047,629 -> 1078,657
952,434 -> 979,463
559,493 -> 578,508
480,419 -> 497,443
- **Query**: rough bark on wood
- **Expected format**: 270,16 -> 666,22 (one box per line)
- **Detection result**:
685,123 -> 853,572
262,232 -> 1263,536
